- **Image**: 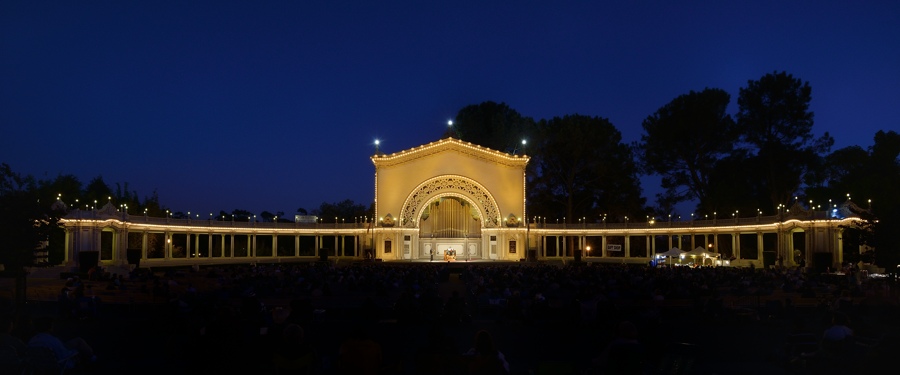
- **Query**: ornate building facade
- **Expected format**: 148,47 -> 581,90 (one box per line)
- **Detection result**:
60,137 -> 861,270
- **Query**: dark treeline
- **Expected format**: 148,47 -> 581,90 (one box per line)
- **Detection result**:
449,71 -> 900,269
216,199 -> 371,224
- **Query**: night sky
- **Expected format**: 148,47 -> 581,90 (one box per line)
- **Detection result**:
2,1 -> 898,218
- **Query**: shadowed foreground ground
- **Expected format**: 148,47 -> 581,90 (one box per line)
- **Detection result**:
3,264 -> 899,374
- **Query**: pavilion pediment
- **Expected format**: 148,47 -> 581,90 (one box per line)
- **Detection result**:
371,137 -> 528,168
372,137 -> 527,234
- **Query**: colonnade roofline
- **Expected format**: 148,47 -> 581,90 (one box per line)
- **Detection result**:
61,211 -> 862,235
526,217 -> 861,233
60,211 -> 373,234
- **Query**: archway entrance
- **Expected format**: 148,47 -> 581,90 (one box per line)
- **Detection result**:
397,175 -> 502,260
418,196 -> 483,260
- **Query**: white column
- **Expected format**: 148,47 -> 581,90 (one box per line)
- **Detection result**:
624,235 -> 630,258
64,228 -> 73,266
600,235 -> 606,258
732,233 -> 739,259
757,232 -> 764,262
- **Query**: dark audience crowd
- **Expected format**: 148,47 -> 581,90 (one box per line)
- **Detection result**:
2,260 -> 898,374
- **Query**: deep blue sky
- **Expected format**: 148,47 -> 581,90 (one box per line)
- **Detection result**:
2,1 -> 898,218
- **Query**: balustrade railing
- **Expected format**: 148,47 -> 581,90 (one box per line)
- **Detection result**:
66,209 -> 843,232
524,214 -> 799,231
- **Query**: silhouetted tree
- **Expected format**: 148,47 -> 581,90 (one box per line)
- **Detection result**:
143,190 -> 166,217
819,131 -> 900,268
451,101 -> 536,154
736,71 -> 833,209
114,182 -> 141,212
313,199 -> 371,223
231,209 -> 254,222
528,114 -> 647,228
83,175 -> 114,209
638,88 -> 737,213
39,174 -> 82,205
30,174 -> 80,264
0,164 -> 65,307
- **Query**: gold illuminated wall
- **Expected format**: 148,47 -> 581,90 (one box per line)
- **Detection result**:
371,138 -> 529,228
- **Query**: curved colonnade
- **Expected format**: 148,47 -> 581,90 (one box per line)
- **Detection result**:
60,207 -> 857,270
59,137 -> 862,271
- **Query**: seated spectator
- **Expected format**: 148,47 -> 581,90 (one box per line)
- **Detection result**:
27,316 -> 95,369
117,275 -> 128,291
273,324 -> 317,374
833,290 -> 853,312
0,315 -> 26,357
822,312 -> 853,344
444,290 -> 467,324
416,325 -> 461,375
337,326 -> 382,375
463,330 -> 509,374
57,287 -> 75,319
593,321 -> 646,374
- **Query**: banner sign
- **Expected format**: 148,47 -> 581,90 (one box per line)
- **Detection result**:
607,244 -> 622,252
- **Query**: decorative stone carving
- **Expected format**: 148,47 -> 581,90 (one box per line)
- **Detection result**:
505,213 -> 519,227
381,213 -> 395,227
400,175 -> 500,228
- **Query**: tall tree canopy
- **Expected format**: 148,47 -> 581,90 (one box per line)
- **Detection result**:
313,199 -> 372,223
82,175 -> 114,209
528,114 -> 646,223
450,101 -> 536,154
0,164 -> 65,306
638,88 -> 737,213
736,71 -> 833,209
811,131 -> 900,267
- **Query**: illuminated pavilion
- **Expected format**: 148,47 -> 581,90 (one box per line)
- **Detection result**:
59,137 -> 863,271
